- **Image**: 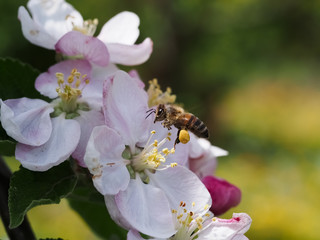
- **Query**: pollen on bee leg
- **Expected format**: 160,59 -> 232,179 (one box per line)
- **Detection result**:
179,129 -> 190,144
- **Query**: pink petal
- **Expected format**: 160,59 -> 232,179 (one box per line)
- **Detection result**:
84,125 -> 129,195
103,70 -> 151,150
107,38 -> 153,66
27,0 -> 83,41
71,109 -> 105,167
35,59 -> 92,99
97,11 -> 140,45
18,6 -> 56,49
115,176 -> 176,238
55,31 -> 109,66
0,98 -> 53,146
128,69 -> 145,89
202,176 -> 241,216
148,165 -> 211,215
201,213 -> 252,240
15,115 -> 80,171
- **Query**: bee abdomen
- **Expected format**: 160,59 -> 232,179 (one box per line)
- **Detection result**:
186,114 -> 209,139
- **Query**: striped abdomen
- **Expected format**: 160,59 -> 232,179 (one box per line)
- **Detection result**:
174,113 -> 209,138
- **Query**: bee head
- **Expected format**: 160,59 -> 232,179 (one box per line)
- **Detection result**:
154,104 -> 167,123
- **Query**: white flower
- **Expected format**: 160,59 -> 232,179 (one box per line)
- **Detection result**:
84,71 -> 211,238
18,0 -> 152,65
127,202 -> 252,240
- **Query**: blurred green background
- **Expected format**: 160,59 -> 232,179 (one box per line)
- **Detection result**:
1,0 -> 320,239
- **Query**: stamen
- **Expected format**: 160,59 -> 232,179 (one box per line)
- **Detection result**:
55,68 -> 89,113
72,18 -> 99,36
147,78 -> 176,107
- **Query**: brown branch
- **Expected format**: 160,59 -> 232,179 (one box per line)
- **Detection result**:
0,156 -> 36,240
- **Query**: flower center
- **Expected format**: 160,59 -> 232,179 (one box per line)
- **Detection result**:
129,130 -> 176,178
72,19 -> 99,36
147,79 -> 176,107
170,202 -> 212,240
51,68 -> 90,118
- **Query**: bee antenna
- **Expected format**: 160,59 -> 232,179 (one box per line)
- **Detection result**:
146,108 -> 155,113
145,109 -> 156,119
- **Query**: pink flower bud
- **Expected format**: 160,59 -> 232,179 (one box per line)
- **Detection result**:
202,175 -> 241,216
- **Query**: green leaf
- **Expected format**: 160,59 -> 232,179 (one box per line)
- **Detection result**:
8,161 -> 77,229
67,183 -> 127,240
0,140 -> 15,156
0,58 -> 44,100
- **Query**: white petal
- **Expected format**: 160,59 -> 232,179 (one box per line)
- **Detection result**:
103,70 -> 151,150
211,145 -> 229,157
27,0 -> 83,41
71,109 -> 105,167
84,125 -> 130,195
0,98 -> 53,146
83,63 -> 119,104
200,213 -> 252,240
15,115 -> 80,171
98,11 -> 140,45
107,38 -> 153,66
104,195 -> 133,230
148,165 -> 211,215
18,6 -> 56,49
127,230 -> 146,240
116,176 -> 176,238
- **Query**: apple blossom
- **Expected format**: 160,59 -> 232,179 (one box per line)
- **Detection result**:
0,66 -> 104,170
18,0 -> 152,65
84,71 -> 211,238
127,201 -> 252,240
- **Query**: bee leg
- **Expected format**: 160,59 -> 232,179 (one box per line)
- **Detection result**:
174,129 -> 181,149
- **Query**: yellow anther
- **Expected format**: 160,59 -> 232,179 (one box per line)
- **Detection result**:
183,209 -> 187,213
170,148 -> 175,154
147,78 -> 176,107
172,209 -> 177,214
67,75 -> 74,84
82,74 -> 87,79
177,214 -> 183,220
167,132 -> 172,136
205,213 -> 210,217
212,217 -> 217,222
167,136 -> 171,141
204,204 -> 209,210
75,79 -> 81,88
71,68 -> 77,74
179,130 -> 190,144
56,72 -> 64,78
192,202 -> 195,207
170,163 -> 178,168
153,140 -> 158,147
162,148 -> 170,155
74,72 -> 81,78
85,79 -> 90,84
151,130 -> 156,134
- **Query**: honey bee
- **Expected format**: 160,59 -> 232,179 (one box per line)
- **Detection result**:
146,104 -> 209,146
